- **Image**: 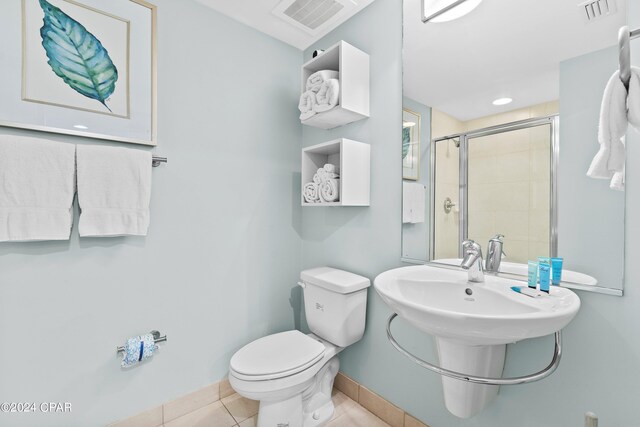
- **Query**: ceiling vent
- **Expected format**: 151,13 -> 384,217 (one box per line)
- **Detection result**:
273,0 -> 358,35
579,0 -> 617,22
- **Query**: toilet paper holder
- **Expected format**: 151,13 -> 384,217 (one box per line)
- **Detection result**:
116,330 -> 167,354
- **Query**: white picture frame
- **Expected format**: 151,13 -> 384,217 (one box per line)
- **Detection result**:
403,108 -> 421,181
0,0 -> 157,146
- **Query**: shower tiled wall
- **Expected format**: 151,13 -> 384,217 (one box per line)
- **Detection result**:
467,124 -> 551,263
433,101 -> 557,261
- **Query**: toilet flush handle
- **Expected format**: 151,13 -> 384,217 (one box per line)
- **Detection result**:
298,281 -> 306,289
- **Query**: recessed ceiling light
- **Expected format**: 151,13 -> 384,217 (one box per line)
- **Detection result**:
73,125 -> 89,130
492,97 -> 513,106
425,0 -> 483,23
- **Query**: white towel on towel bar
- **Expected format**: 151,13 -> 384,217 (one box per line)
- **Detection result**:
628,67 -> 640,128
610,164 -> 625,191
587,67 -> 640,191
76,145 -> 152,237
587,70 -> 628,181
0,135 -> 76,242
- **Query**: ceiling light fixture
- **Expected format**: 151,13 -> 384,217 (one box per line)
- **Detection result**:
73,125 -> 89,130
492,97 -> 513,106
403,121 -> 416,127
422,0 -> 483,23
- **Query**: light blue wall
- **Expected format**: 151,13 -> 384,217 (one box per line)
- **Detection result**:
2,0 -> 639,425
299,0 -> 437,422
300,0 -> 403,278
0,1 -> 302,426
402,97 -> 431,262
559,46 -> 625,291
301,2 -> 640,427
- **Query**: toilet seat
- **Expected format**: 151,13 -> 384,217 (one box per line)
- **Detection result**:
230,330 -> 325,381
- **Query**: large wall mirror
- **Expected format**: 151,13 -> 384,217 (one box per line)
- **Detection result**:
401,0 -> 628,295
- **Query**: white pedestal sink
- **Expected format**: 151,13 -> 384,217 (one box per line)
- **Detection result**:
374,264 -> 581,418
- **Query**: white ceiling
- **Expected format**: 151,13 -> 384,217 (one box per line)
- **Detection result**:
195,0 -> 376,50
403,0 -> 627,121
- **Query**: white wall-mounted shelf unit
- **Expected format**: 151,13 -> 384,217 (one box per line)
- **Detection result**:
302,138 -> 370,207
301,41 -> 370,130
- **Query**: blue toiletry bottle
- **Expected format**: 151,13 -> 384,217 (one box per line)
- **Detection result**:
539,263 -> 551,293
538,256 -> 550,267
551,257 -> 564,286
527,261 -> 538,289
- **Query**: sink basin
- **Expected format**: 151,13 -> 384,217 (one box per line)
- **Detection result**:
374,264 -> 581,418
375,264 -> 581,345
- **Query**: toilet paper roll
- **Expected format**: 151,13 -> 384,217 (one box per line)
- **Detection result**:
121,334 -> 158,368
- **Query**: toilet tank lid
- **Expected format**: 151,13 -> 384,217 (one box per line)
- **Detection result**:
300,267 -> 370,294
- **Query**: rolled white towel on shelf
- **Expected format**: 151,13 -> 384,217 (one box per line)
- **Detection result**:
299,91 -> 317,121
298,91 -> 317,112
303,182 -> 320,203
320,179 -> 340,203
306,70 -> 339,93
314,79 -> 340,113
121,334 -> 158,368
323,163 -> 337,174
313,174 -> 322,185
317,168 -> 328,182
316,168 -> 339,183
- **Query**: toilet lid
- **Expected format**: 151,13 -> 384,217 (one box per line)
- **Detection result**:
230,330 -> 325,379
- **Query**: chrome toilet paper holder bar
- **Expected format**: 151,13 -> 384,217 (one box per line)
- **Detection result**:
116,330 -> 167,354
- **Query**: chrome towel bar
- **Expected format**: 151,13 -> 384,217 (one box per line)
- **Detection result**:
152,156 -> 167,167
386,313 -> 562,386
116,330 -> 167,354
620,26 -> 640,88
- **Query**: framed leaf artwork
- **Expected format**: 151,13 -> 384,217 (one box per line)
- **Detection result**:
402,108 -> 421,181
0,0 -> 157,146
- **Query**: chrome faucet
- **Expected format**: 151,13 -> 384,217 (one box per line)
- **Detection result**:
461,240 -> 484,283
485,234 -> 506,273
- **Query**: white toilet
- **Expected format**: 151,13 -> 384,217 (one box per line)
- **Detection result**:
229,267 -> 370,427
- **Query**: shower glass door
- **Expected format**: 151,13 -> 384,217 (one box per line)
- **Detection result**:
432,137 -> 460,260
431,116 -> 557,263
467,122 -> 553,263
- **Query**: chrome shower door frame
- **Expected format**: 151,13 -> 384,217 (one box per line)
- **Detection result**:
430,115 -> 559,259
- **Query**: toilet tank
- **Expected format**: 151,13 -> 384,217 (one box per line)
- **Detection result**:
300,267 -> 370,347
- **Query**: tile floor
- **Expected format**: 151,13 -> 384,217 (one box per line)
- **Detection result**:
161,389 -> 390,427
